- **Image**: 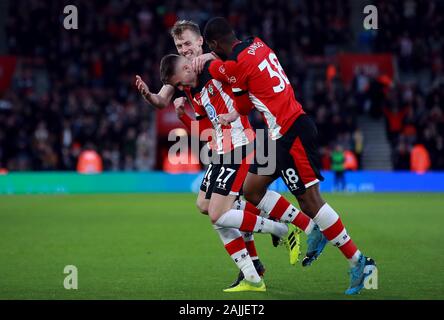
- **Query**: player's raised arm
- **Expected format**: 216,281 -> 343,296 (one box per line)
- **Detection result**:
135,75 -> 175,110
208,60 -> 253,116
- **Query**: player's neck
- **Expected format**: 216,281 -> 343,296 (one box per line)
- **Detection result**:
231,39 -> 241,49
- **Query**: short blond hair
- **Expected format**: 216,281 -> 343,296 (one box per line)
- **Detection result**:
170,20 -> 201,38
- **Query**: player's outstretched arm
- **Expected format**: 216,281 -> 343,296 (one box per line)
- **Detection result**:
208,59 -> 254,116
135,75 -> 175,110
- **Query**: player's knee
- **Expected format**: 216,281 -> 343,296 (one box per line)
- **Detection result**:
243,185 -> 266,206
309,192 -> 325,214
297,197 -> 312,217
296,185 -> 325,217
208,209 -> 222,224
196,199 -> 209,215
209,214 -> 219,225
208,204 -> 226,224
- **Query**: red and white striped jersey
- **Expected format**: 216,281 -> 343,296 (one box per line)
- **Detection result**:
180,86 -> 217,151
190,63 -> 255,154
209,37 -> 305,140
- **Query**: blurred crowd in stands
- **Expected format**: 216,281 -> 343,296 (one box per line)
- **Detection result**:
366,0 -> 444,170
0,0 -> 442,172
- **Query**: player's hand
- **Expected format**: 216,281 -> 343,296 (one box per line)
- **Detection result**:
192,53 -> 216,74
135,75 -> 152,102
219,110 -> 240,126
173,97 -> 186,117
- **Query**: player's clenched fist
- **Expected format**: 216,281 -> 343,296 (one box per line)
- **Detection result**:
135,75 -> 151,102
191,53 -> 217,74
173,97 -> 186,117
219,109 -> 240,126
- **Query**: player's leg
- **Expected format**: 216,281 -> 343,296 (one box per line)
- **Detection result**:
202,182 -> 268,281
225,195 -> 265,288
285,115 -> 365,266
208,152 -> 300,265
235,198 -> 265,270
234,197 -> 262,216
198,163 -> 262,289
244,159 -> 323,252
248,116 -> 326,266
228,199 -> 265,288
207,149 -> 282,236
255,188 -> 321,237
204,155 -> 269,289
233,198 -> 262,257
242,169 -> 276,206
209,193 -> 264,289
233,197 -> 262,264
249,178 -> 327,267
282,115 -> 376,294
209,190 -> 267,290
239,231 -> 264,273
242,155 -> 285,247
213,224 -> 265,292
296,184 -> 376,295
210,192 -> 300,266
209,184 -> 288,239
196,191 -> 209,215
215,161 -> 298,240
241,133 -> 318,247
195,162 -> 216,215
206,161 -> 267,281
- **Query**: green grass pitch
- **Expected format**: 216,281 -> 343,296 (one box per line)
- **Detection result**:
0,193 -> 443,300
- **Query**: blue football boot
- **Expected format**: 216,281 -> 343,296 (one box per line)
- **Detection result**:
302,224 -> 329,267
345,254 -> 377,295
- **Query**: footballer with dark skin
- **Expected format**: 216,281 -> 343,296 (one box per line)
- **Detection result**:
203,17 -> 377,295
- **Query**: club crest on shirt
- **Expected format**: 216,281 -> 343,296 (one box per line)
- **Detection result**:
207,84 -> 214,96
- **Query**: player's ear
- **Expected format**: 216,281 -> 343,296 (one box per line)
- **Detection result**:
197,36 -> 203,46
183,63 -> 192,73
207,39 -> 217,50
